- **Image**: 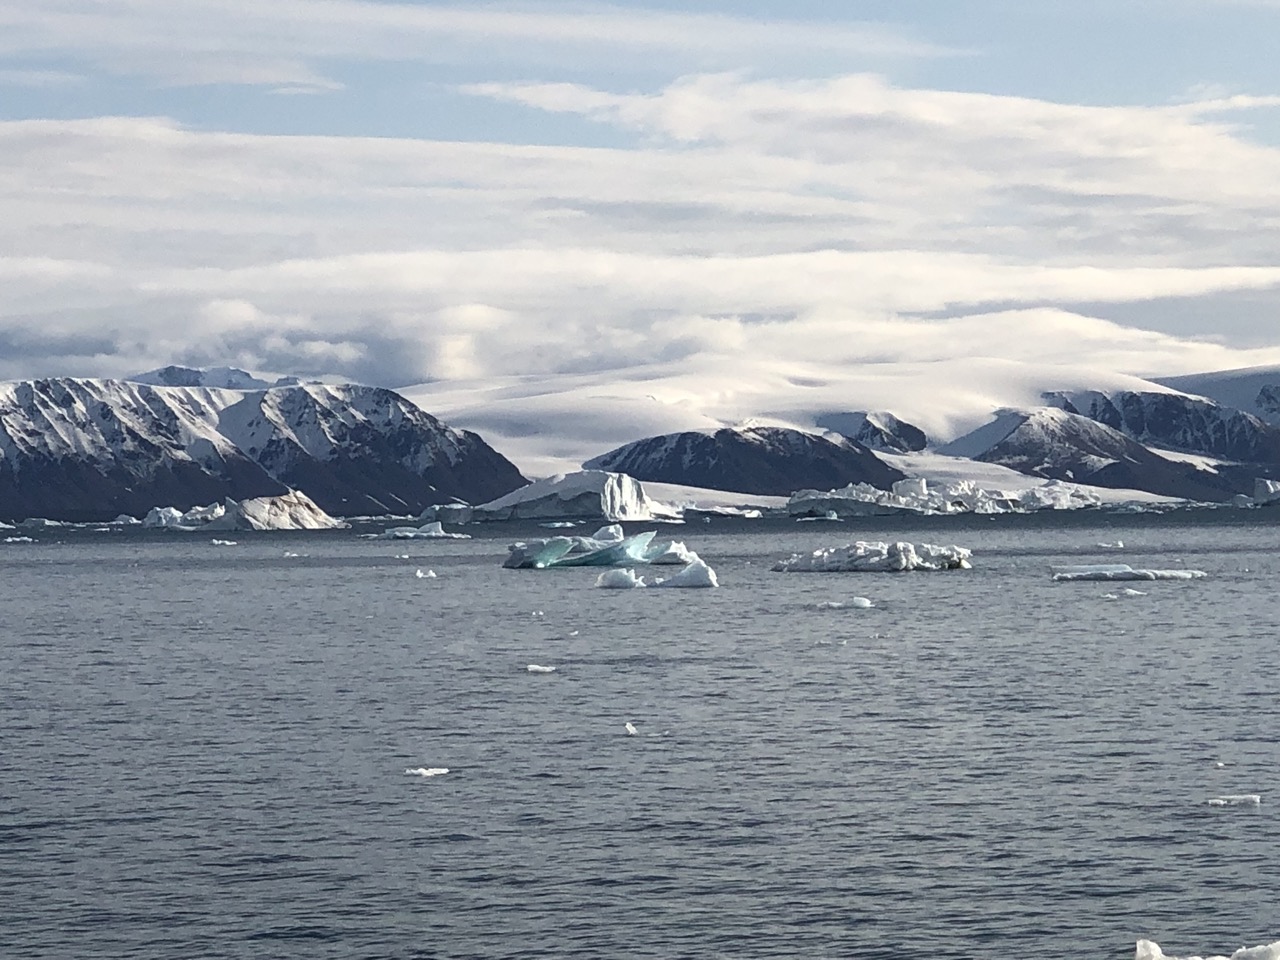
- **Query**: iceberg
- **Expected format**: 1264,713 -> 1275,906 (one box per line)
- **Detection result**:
205,491 -> 347,531
644,540 -> 699,565
1051,564 -> 1207,582
653,557 -> 719,588
141,491 -> 345,531
143,506 -> 192,528
550,530 -> 657,567
595,568 -> 648,589
773,540 -> 972,573
787,476 -> 1108,518
594,558 -> 719,588
472,470 -> 680,522
373,521 -> 471,540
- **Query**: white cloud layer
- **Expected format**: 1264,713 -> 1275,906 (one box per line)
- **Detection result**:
0,0 -> 952,89
3,4 -> 1280,469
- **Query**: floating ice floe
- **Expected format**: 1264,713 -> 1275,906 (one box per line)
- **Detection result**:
3,535 -> 35,543
1097,540 -> 1125,548
210,539 -> 237,546
405,767 -> 450,777
1208,794 -> 1261,807
526,664 -> 557,673
372,521 -> 470,540
415,568 -> 437,579
624,721 -> 638,736
1136,939 -> 1280,960
1052,564 -> 1207,582
773,540 -> 972,573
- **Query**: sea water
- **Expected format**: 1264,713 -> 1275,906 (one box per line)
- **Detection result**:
2,512 -> 1278,959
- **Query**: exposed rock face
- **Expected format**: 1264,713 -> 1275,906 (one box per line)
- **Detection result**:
584,426 -> 904,497
942,407 -> 1239,501
0,377 -> 526,522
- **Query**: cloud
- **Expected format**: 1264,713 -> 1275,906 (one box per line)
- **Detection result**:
0,1 -> 953,90
3,67 -> 1280,388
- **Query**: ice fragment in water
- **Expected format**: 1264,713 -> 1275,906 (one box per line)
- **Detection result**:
526,664 -> 557,673
624,722 -> 638,736
1208,794 -> 1260,806
1136,938 -> 1280,960
405,767 -> 449,777
1052,564 -> 1206,582
415,568 -> 437,579
596,568 -> 647,589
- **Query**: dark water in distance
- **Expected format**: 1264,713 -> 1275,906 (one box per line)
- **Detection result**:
2,511 -> 1279,959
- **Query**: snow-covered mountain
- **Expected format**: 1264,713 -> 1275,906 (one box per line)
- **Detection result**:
1043,389 -> 1280,463
1155,366 -> 1280,424
940,407 -> 1238,501
128,365 -> 282,390
0,378 -> 526,522
584,426 -> 904,497
814,411 -> 928,453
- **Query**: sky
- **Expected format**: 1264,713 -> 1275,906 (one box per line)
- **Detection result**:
5,0 -> 1280,403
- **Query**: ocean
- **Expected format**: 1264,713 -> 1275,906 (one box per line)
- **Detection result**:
2,511 -> 1277,959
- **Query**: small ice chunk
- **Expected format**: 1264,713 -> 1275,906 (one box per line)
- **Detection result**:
1208,794 -> 1261,807
3,536 -> 35,543
531,610 -> 544,617
210,539 -> 237,546
1097,540 -> 1125,549
283,550 -> 302,558
526,664 -> 557,673
851,596 -> 874,608
405,767 -> 450,777
624,721 -> 638,736
817,601 -> 846,610
596,568 -> 647,589
1121,587 -> 1146,596
415,568 -> 437,579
